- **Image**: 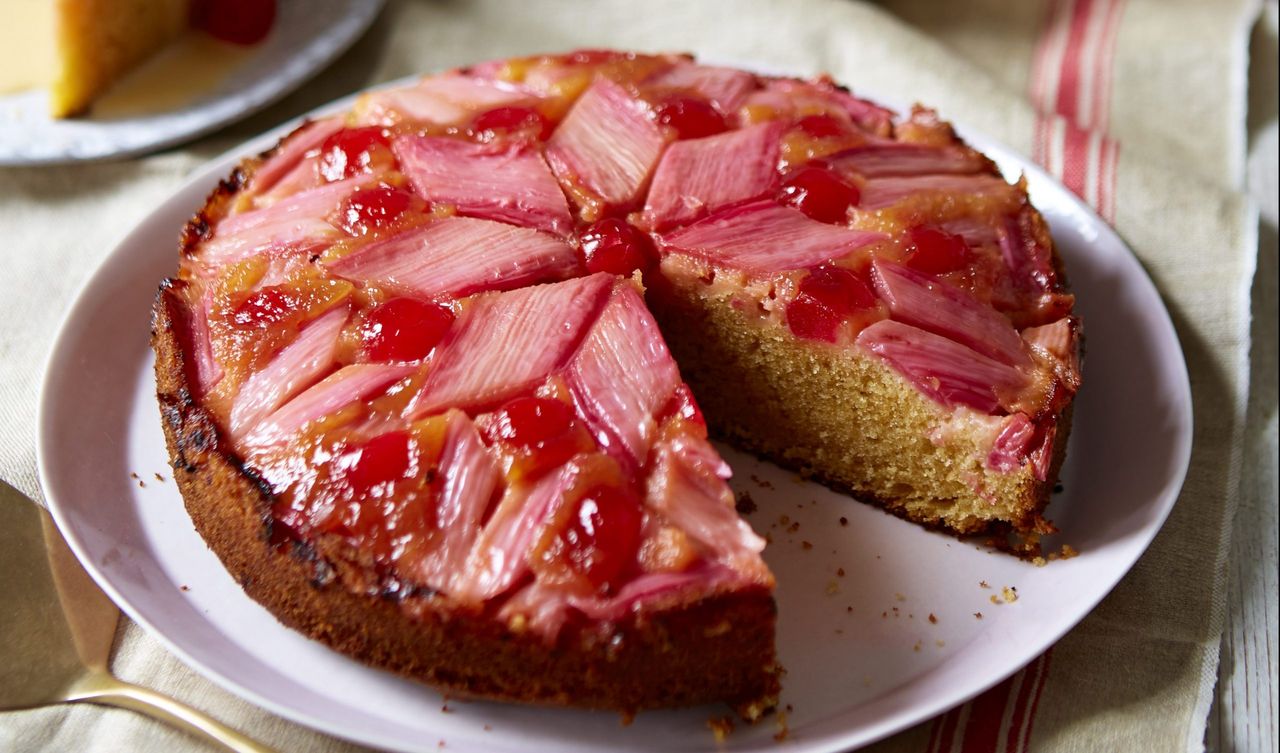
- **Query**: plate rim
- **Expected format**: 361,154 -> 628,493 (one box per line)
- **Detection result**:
35,70 -> 1194,753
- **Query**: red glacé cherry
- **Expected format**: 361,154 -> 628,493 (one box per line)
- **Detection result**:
471,106 -> 552,142
777,166 -> 860,224
555,485 -> 643,591
488,396 -> 575,449
191,0 -> 276,45
659,384 -> 706,428
653,96 -> 728,140
487,396 -> 586,478
344,431 -> 414,500
232,285 -> 294,327
337,185 -> 417,236
786,265 -> 877,342
360,298 -> 454,363
318,127 -> 391,182
796,113 -> 846,139
904,226 -> 973,275
578,218 -> 657,276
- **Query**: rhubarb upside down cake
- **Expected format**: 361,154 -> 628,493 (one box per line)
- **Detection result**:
151,50 -> 1081,715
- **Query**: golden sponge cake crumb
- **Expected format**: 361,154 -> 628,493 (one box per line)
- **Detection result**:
51,0 -> 189,117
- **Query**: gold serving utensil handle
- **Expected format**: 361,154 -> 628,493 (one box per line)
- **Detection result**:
0,480 -> 277,753
63,671 -> 276,753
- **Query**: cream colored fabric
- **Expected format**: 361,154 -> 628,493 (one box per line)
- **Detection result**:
0,0 -> 1263,750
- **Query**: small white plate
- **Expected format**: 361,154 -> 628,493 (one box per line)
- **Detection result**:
0,0 -> 383,165
37,82 -> 1192,752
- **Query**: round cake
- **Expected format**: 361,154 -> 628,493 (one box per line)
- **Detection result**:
151,50 -> 1081,717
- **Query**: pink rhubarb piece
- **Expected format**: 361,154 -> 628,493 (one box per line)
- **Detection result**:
405,274 -> 614,419
355,75 -> 535,127
546,78 -> 668,209
393,135 -> 573,237
659,200 -> 885,274
565,284 -> 681,469
325,216 -> 581,300
642,122 -> 782,230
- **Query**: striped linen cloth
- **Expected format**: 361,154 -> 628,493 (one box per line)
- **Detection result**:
0,1 -> 1260,750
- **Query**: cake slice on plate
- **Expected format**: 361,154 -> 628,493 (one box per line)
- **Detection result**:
1,0 -> 275,117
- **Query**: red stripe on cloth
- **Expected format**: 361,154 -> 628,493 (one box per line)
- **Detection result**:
1018,649 -> 1055,751
1101,137 -> 1120,223
1033,115 -> 1047,167
1092,1 -> 1124,223
1091,0 -> 1126,129
927,709 -> 947,753
1029,0 -> 1066,113
1004,654 -> 1047,752
1061,122 -> 1091,199
958,676 -> 1017,753
1030,0 -> 1067,166
930,706 -> 964,753
1053,0 -> 1095,121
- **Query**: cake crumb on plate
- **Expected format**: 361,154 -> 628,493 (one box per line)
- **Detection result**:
707,715 -> 734,743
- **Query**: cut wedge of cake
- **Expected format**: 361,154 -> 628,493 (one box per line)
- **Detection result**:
2,0 -> 275,117
152,50 -> 1080,716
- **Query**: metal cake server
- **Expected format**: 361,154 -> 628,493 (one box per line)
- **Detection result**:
0,480 -> 275,752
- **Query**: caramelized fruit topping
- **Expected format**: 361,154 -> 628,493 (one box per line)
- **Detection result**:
486,396 -> 589,481
795,113 -> 846,139
191,0 -> 276,45
488,396 -> 575,448
343,430 -> 416,501
659,384 -> 707,429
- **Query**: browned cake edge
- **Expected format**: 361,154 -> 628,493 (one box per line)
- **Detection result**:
151,277 -> 780,718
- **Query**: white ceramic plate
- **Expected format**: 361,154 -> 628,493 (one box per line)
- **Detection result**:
37,81 -> 1193,752
0,0 -> 383,166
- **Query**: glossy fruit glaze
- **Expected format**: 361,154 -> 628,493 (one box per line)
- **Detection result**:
175,51 -> 1078,634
